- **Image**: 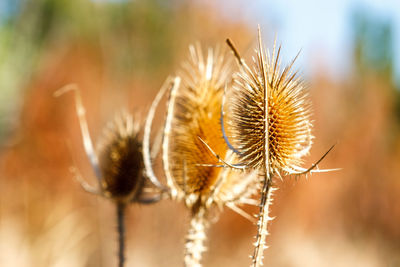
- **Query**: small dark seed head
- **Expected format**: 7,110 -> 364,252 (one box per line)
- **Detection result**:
97,112 -> 144,203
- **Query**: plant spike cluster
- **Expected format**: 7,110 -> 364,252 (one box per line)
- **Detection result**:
144,44 -> 259,267
61,27 -> 335,267
55,85 -> 162,267
227,34 -> 313,175
223,27 -> 335,267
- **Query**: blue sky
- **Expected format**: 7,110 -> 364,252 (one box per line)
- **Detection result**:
212,0 -> 400,82
1,0 -> 399,83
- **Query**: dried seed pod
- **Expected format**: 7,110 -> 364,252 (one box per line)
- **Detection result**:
155,44 -> 259,267
55,84 -> 160,204
97,112 -> 145,203
163,44 -> 235,204
95,112 -> 148,267
228,42 -> 313,176
225,28 -> 314,267
55,85 -> 163,267
161,44 -> 259,207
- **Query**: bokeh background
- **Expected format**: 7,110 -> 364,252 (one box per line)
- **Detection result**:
0,0 -> 399,266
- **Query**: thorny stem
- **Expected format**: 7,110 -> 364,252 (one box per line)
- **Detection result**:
252,177 -> 274,267
184,206 -> 208,267
117,203 -> 126,267
252,25 -> 273,267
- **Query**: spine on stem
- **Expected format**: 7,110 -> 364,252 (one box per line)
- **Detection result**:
252,178 -> 275,267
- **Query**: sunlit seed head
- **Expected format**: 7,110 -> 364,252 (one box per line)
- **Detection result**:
97,112 -> 144,203
228,38 -> 313,175
165,44 -> 232,201
161,43 -> 260,214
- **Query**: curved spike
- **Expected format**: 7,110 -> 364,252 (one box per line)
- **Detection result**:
162,76 -> 182,199
291,143 -> 337,176
220,84 -> 243,155
150,127 -> 164,160
54,84 -> 102,181
226,202 -> 256,223
197,136 -> 246,170
70,166 -> 100,195
143,77 -> 175,191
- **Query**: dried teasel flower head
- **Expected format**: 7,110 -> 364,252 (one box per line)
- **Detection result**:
224,28 -> 339,267
56,85 -> 166,267
55,85 -> 161,205
160,44 -> 258,210
163,44 -> 231,205
96,111 -> 145,203
226,31 -> 313,176
149,44 -> 260,267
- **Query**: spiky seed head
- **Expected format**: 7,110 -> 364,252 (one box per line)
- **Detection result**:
161,44 -> 263,267
228,38 -> 313,175
163,43 -> 259,213
97,112 -> 144,203
165,44 -> 232,199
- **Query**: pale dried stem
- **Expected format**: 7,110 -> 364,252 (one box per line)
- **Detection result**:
252,179 -> 275,267
117,203 -> 126,267
184,207 -> 208,267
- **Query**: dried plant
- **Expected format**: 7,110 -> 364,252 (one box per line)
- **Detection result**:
222,28 -> 336,266
144,45 -> 259,267
55,85 -> 162,267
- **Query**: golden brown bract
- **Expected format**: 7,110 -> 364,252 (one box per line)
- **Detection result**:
166,45 -> 232,198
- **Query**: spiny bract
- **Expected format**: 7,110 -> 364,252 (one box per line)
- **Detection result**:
162,43 -> 260,208
228,42 -> 313,175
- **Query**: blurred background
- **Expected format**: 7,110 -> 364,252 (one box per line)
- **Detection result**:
0,0 -> 399,266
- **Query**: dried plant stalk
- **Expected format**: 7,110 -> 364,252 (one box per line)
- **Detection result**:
56,85 -> 163,267
163,44 -> 232,201
97,111 -> 144,267
156,44 -> 259,267
226,28 -> 313,267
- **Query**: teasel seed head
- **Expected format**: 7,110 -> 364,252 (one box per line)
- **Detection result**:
225,28 -> 317,267
96,111 -> 145,203
56,85 -> 165,267
228,34 -> 313,175
159,43 -> 260,209
55,85 -> 162,205
158,44 -> 260,267
163,44 -> 238,206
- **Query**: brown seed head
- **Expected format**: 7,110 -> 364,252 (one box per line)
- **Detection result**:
160,44 -> 261,267
165,44 -> 231,197
163,44 -> 259,208
97,112 -> 144,203
228,38 -> 313,175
